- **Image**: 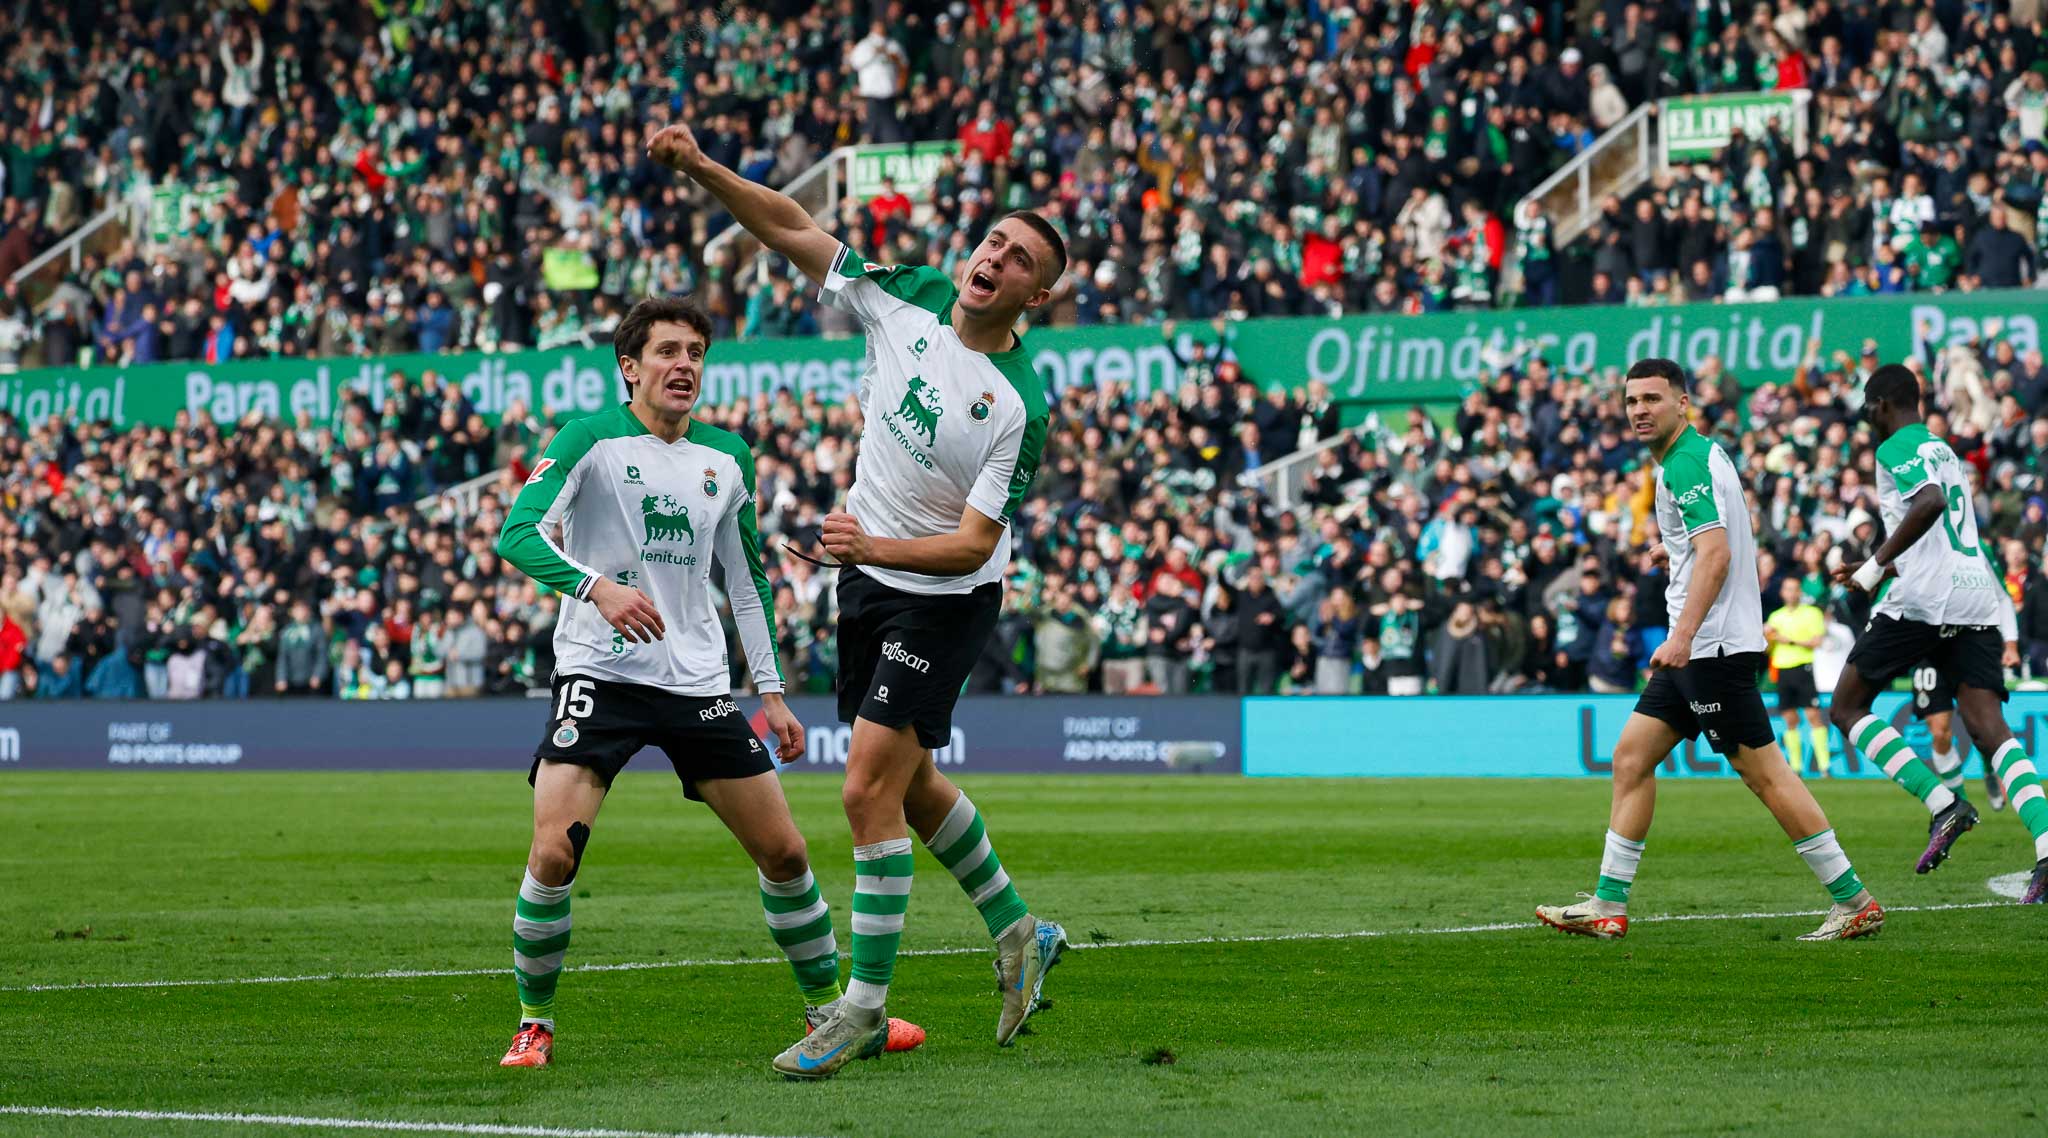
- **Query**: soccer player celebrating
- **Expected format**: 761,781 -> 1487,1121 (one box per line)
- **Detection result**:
646,122 -> 1066,1079
1828,364 -> 2046,902
1536,359 -> 1884,942
493,297 -> 923,1068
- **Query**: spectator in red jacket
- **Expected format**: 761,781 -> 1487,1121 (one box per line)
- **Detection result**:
958,100 -> 1013,165
867,178 -> 914,248
0,597 -> 29,700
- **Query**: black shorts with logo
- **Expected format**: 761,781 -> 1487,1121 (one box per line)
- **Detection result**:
1910,660 -> 1956,720
1634,650 -> 1776,756
1775,663 -> 1818,711
836,567 -> 1000,749
1847,615 -> 2007,707
530,672 -> 774,801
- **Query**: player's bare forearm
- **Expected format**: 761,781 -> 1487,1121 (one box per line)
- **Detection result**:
1868,489 -> 1943,569
860,532 -> 999,576
1670,536 -> 1730,642
822,507 -> 1002,577
677,154 -> 835,283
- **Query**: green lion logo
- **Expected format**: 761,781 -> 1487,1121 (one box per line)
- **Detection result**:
896,377 -> 943,448
641,494 -> 696,545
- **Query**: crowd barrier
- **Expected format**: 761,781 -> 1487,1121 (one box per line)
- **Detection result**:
0,694 -> 1242,775
7,691 -> 2046,778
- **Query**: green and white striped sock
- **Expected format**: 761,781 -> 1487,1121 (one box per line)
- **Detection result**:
1850,715 -> 1956,814
513,870 -> 571,1029
1989,740 -> 2048,861
1594,829 -> 1644,905
760,868 -> 842,1007
925,793 -> 1030,937
1930,746 -> 1966,795
844,838 -> 913,1010
1793,829 -> 1867,905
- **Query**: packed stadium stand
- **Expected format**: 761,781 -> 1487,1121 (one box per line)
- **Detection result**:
0,0 -> 2045,703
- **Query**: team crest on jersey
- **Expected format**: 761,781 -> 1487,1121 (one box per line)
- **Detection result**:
552,719 -> 580,748
624,465 -> 643,485
641,495 -> 696,545
970,389 -> 994,422
894,377 -> 943,447
702,468 -> 719,498
525,458 -> 555,485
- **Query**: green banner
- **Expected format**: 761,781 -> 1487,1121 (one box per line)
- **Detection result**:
148,181 -> 235,245
2,292 -> 2041,433
846,140 -> 961,203
1660,91 -> 1810,163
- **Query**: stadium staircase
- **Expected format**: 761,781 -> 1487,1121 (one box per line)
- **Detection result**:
7,191 -> 149,313
1504,101 -> 1657,299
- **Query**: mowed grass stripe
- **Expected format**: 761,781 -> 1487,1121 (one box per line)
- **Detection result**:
3,899 -> 2013,994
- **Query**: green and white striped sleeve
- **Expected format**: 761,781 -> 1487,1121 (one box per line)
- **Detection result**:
496,421 -> 603,601
707,433 -> 784,693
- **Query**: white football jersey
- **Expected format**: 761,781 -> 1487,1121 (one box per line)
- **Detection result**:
497,404 -> 782,696
817,243 -> 1050,595
1652,426 -> 1767,658
1871,424 -> 2007,627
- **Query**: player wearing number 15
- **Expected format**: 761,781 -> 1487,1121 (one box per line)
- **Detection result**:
1828,364 -> 2048,903
489,297 -> 924,1069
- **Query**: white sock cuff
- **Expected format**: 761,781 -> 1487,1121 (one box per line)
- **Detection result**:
844,978 -> 888,1009
1793,829 -> 1838,854
854,837 -> 914,862
759,867 -> 815,897
927,793 -> 977,850
1600,829 -> 1645,881
520,870 -> 571,904
1992,739 -> 2027,773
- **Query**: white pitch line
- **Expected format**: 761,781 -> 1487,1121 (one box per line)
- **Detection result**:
2,901 -> 2014,996
0,1105 -> 814,1138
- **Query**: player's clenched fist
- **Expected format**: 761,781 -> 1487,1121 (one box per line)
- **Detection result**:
588,577 -> 666,643
821,511 -> 873,566
646,123 -> 706,175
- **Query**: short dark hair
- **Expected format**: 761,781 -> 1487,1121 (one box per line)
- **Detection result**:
614,297 -> 713,383
1866,363 -> 1921,408
1624,357 -> 1688,393
1002,210 -> 1069,287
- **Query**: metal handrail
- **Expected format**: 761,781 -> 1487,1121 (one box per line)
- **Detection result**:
7,194 -> 148,304
1238,425 -> 1363,513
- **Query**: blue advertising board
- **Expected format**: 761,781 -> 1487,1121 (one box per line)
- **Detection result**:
1242,692 -> 2048,778
0,694 -> 1242,776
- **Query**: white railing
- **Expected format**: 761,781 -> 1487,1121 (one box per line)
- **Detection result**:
1238,426 -> 1363,513
7,194 -> 148,293
1516,100 -> 1659,257
413,467 -> 506,523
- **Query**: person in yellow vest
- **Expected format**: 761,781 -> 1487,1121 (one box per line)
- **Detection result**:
1765,576 -> 1832,776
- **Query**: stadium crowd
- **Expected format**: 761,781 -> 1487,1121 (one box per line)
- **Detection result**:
3,0 -> 2048,371
2,312 -> 2046,702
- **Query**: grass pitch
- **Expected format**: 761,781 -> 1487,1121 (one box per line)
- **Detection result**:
2,772 -> 2044,1137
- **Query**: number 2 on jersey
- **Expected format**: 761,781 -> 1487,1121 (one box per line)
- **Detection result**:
1937,484 -> 1974,555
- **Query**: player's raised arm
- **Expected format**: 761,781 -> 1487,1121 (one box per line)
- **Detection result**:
646,122 -> 839,287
